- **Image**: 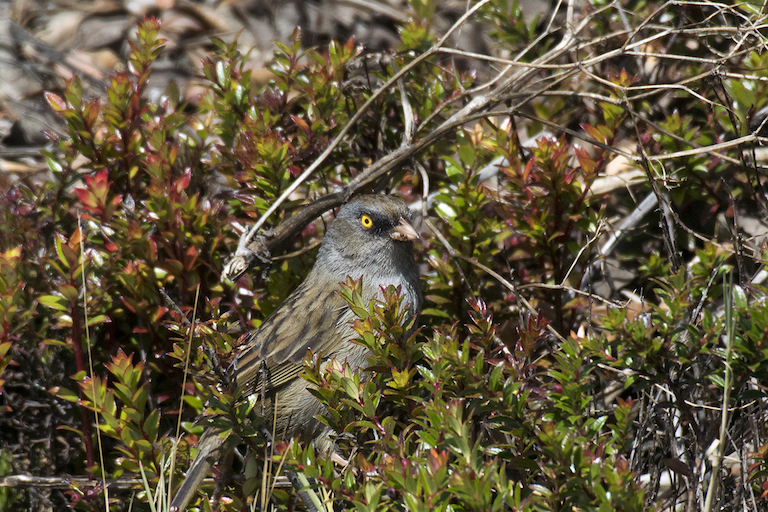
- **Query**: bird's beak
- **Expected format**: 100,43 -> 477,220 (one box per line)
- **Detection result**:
391,217 -> 419,242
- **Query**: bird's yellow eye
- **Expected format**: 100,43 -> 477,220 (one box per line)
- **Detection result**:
361,214 -> 373,228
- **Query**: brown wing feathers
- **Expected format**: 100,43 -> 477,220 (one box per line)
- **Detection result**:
228,275 -> 349,397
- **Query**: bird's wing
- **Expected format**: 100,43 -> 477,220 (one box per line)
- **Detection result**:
171,276 -> 352,511
229,275 -> 354,396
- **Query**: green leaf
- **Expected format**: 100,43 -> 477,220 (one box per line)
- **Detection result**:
38,294 -> 68,312
50,386 -> 79,403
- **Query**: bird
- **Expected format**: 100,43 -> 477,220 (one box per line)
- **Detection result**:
170,194 -> 422,511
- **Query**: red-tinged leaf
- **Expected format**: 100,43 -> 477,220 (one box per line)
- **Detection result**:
150,307 -> 168,323
121,296 -> 138,314
564,167 -> 577,184
343,36 -> 355,54
0,245 -> 21,264
87,170 -> 109,193
523,159 -> 534,182
427,448 -> 448,474
45,92 -> 67,112
184,245 -> 199,271
175,169 -> 191,193
356,452 -> 374,473
574,145 -> 597,175
618,68 -> 631,85
105,350 -> 130,379
61,243 -> 79,270
83,100 -> 100,127
86,315 -> 109,327
69,227 -> 83,250
75,188 -> 97,209
291,115 -> 310,134
169,145 -> 179,165
581,123 -> 605,144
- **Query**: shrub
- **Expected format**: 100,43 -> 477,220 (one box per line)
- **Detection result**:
2,1 -> 768,511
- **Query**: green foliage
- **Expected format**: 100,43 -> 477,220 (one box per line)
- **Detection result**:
3,2 -> 768,511
288,282 -> 644,511
0,246 -> 25,394
0,448 -> 18,509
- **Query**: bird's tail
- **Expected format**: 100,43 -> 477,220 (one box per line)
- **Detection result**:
170,428 -> 225,511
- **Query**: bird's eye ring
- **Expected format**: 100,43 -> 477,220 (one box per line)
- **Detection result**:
361,214 -> 373,228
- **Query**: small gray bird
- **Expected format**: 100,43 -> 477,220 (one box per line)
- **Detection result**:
170,195 -> 422,511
